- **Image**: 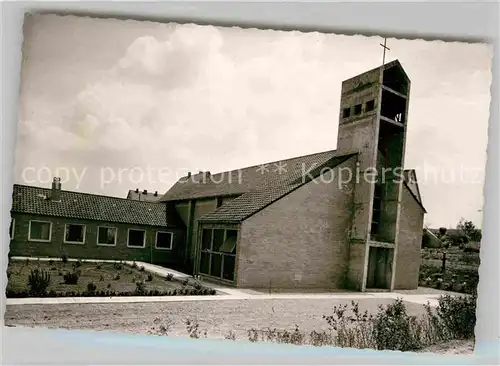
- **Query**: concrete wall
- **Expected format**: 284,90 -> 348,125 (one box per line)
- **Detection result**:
9,213 -> 185,265
393,186 -> 425,289
237,157 -> 356,289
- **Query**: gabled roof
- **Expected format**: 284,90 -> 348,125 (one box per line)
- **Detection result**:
126,189 -> 161,202
198,152 -> 358,223
160,149 -> 358,202
11,184 -> 183,227
402,169 -> 426,212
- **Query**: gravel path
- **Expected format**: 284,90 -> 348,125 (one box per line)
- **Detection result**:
5,298 -> 427,340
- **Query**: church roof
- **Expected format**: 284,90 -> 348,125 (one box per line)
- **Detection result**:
161,146 -> 425,223
160,149 -> 358,203
197,151 -> 357,223
11,184 -> 183,227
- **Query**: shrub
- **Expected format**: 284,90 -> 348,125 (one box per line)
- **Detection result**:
96,264 -> 102,270
224,330 -> 236,341
135,281 -> 146,295
86,282 -> 97,294
165,273 -> 174,281
139,266 -> 145,272
146,274 -> 153,282
372,299 -> 423,351
63,270 -> 80,285
74,259 -> 82,268
107,283 -> 111,289
433,294 -> 476,339
132,261 -> 138,269
194,282 -> 202,290
113,262 -> 123,270
28,268 -> 51,296
185,319 -> 201,339
99,275 -> 104,282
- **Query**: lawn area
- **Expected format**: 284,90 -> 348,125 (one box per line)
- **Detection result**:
419,248 -> 479,294
6,259 -> 216,297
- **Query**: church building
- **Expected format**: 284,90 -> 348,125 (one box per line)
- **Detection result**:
9,60 -> 425,292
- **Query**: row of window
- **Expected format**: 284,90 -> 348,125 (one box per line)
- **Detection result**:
342,99 -> 375,118
9,219 -> 173,250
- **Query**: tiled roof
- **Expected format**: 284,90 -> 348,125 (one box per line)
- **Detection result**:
126,190 -> 161,202
160,149 -> 358,202
11,185 -> 183,227
198,152 -> 358,223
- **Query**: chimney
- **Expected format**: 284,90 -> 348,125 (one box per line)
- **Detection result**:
50,177 -> 61,201
154,191 -> 158,196
187,172 -> 192,178
135,188 -> 139,193
143,189 -> 147,195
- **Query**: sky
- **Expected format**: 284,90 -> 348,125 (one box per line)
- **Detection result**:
15,14 -> 493,228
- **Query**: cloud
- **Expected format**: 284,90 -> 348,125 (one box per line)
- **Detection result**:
14,17 -> 493,227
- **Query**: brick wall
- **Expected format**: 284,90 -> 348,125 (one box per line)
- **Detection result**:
9,213 -> 185,266
237,157 -> 357,289
393,186 -> 425,289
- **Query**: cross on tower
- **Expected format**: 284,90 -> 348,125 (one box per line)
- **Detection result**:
380,37 -> 390,65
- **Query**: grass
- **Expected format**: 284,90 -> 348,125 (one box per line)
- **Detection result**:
6,259 -> 214,297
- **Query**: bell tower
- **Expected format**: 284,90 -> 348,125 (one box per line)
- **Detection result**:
337,60 -> 411,291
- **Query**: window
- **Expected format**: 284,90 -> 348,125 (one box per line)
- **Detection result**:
201,229 -> 212,250
212,229 -> 225,252
97,226 -> 117,246
342,107 -> 351,118
353,104 -> 362,115
9,219 -> 15,239
366,100 -> 375,111
219,230 -> 237,254
216,197 -> 223,208
29,220 -> 52,242
64,224 -> 86,244
198,227 -> 238,282
370,184 -> 383,237
128,229 -> 146,248
156,231 -> 173,250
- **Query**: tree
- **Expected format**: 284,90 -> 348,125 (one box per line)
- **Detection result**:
457,219 -> 482,242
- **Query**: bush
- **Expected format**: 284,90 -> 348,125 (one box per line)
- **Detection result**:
96,264 -> 102,270
86,282 -> 97,294
165,273 -> 174,281
74,259 -> 82,268
113,262 -> 123,270
372,299 -> 423,351
132,261 -> 138,269
135,281 -> 146,295
433,294 -> 476,339
113,273 -> 120,281
28,268 -> 51,296
63,270 -> 80,285
139,266 -> 145,272
146,274 -> 153,282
